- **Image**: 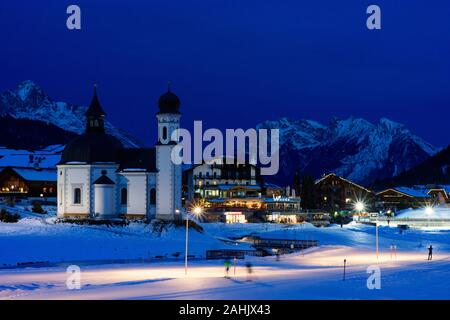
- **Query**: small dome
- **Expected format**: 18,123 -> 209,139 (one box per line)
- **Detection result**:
158,90 -> 180,114
60,132 -> 123,164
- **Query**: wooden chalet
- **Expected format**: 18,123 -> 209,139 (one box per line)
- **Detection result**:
376,187 -> 431,210
0,167 -> 56,200
314,173 -> 374,212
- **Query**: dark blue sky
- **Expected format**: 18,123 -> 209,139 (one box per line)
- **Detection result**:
1,0 -> 449,147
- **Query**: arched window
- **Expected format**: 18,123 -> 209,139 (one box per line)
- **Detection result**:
150,188 -> 156,205
73,188 -> 81,204
121,187 -> 127,205
162,126 -> 168,140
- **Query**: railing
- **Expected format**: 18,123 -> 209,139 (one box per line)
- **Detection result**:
206,249 -> 261,260
253,238 -> 318,249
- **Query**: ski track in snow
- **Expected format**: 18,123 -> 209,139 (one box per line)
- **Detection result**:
1,206 -> 450,299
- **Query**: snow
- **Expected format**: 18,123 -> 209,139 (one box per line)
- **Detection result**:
0,147 -> 62,169
393,186 -> 431,198
1,81 -> 142,148
10,168 -> 56,182
257,116 -> 439,184
1,206 -> 450,299
1,245 -> 449,299
0,207 -> 250,267
396,207 -> 450,220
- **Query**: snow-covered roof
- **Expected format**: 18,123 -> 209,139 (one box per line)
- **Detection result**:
315,173 -> 372,193
9,168 -> 56,182
0,153 -> 61,169
396,207 -> 450,220
426,185 -> 450,196
396,187 -> 430,198
265,183 -> 282,189
380,187 -> 431,198
216,184 -> 260,191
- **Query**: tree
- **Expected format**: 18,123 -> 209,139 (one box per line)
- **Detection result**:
301,174 -> 316,210
32,201 -> 46,214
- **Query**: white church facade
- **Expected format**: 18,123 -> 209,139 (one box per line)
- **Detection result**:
56,85 -> 182,221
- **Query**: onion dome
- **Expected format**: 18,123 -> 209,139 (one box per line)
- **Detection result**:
157,82 -> 181,114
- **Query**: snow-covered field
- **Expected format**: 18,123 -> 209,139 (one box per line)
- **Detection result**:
1,205 -> 450,299
1,247 -> 449,299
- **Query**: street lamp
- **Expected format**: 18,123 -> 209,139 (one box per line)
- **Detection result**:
185,206 -> 202,275
355,201 -> 365,213
425,205 -> 433,227
375,219 -> 379,259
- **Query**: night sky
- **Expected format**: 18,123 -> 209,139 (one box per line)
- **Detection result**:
1,0 -> 449,147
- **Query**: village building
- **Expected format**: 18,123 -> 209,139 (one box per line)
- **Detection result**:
183,159 -> 301,223
314,173 -> 375,213
376,186 -> 439,211
425,185 -> 450,204
0,147 -> 61,203
0,167 -> 56,202
56,85 -> 182,221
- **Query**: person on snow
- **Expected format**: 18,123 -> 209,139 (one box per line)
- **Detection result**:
224,258 -> 231,278
245,261 -> 253,281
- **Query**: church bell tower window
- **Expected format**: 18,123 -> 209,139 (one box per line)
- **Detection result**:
162,126 -> 168,141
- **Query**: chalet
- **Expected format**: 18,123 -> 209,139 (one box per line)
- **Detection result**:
183,157 -> 299,223
183,157 -> 263,201
426,185 -> 450,204
0,149 -> 60,203
0,166 -> 57,201
202,196 -> 302,223
376,187 -> 431,211
314,173 -> 374,212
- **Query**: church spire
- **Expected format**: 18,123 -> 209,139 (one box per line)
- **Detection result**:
85,83 -> 106,133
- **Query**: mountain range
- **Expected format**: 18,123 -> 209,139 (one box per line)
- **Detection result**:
0,81 -> 442,186
0,80 -> 141,149
374,144 -> 450,189
257,117 -> 439,185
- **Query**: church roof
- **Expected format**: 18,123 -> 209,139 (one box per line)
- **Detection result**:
118,148 -> 157,172
85,85 -> 106,117
60,132 -> 123,164
158,85 -> 181,114
93,174 -> 115,185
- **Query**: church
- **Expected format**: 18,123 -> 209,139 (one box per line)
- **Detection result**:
56,85 -> 182,221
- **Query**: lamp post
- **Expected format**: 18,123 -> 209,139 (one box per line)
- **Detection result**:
425,206 -> 433,227
375,219 -> 379,260
185,206 -> 202,276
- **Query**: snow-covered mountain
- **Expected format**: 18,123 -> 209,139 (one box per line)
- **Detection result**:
0,80 -> 142,148
257,117 -> 439,185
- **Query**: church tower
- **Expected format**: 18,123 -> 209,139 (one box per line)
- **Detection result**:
155,83 -> 182,220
